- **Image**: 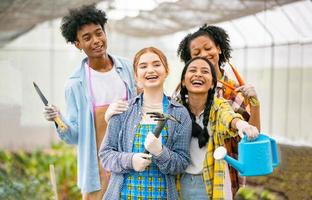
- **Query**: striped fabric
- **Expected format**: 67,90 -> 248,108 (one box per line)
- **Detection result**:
202,97 -> 243,199
121,122 -> 168,199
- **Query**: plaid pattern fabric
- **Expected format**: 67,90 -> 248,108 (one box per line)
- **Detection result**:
99,94 -> 192,200
121,120 -> 169,199
216,74 -> 250,121
216,73 -> 249,195
202,97 -> 243,199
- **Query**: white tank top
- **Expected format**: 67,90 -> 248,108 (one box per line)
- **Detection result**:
85,63 -> 127,106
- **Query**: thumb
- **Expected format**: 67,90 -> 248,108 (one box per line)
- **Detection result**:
137,153 -> 152,159
238,129 -> 244,138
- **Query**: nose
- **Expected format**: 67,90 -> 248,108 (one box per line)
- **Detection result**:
146,65 -> 155,73
93,35 -> 100,45
199,50 -> 209,59
194,70 -> 202,77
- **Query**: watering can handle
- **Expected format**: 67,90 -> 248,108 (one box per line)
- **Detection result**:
270,137 -> 279,168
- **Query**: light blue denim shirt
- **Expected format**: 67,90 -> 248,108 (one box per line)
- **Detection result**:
99,94 -> 192,200
56,55 -> 136,193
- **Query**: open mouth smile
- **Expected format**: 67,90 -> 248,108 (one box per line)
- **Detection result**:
191,79 -> 204,86
145,75 -> 159,80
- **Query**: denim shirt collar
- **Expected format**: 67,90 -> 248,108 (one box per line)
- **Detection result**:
131,93 -> 182,108
69,54 -> 123,82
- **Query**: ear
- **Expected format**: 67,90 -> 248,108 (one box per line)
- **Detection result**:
134,71 -> 139,82
165,70 -> 169,78
217,45 -> 221,54
181,80 -> 185,87
74,41 -> 81,51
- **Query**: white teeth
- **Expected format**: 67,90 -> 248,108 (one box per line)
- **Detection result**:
146,75 -> 158,80
191,80 -> 203,85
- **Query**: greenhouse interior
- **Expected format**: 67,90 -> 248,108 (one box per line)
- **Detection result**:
0,0 -> 311,199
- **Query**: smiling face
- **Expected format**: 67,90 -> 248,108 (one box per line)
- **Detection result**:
135,52 -> 168,90
75,23 -> 107,58
189,35 -> 221,71
182,58 -> 215,95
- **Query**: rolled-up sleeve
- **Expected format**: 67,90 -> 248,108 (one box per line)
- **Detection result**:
57,86 -> 79,144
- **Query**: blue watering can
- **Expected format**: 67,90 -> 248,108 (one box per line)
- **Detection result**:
214,134 -> 279,176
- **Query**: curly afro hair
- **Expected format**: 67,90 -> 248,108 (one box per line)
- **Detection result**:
60,4 -> 108,44
177,24 -> 232,68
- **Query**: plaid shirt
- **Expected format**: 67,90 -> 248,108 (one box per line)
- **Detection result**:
202,97 -> 242,199
216,73 -> 250,195
99,94 -> 192,200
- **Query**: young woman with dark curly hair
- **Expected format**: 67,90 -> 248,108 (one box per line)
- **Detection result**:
42,5 -> 136,199
176,24 -> 261,198
177,24 -> 260,130
179,57 -> 259,199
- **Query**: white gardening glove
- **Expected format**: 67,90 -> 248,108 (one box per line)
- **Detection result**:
144,132 -> 163,156
104,100 -> 129,122
235,84 -> 257,99
236,120 -> 259,141
132,153 -> 152,172
43,105 -> 60,121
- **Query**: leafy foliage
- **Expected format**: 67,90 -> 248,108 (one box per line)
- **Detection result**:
0,143 -> 80,200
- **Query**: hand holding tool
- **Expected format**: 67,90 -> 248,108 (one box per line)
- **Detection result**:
143,112 -> 181,154
132,153 -> 152,172
33,82 -> 68,132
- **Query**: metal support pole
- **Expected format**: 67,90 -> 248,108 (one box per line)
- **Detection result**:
277,1 -> 305,142
253,13 -> 275,134
230,20 -> 248,79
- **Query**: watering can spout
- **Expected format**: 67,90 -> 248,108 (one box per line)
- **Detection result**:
214,146 -> 245,174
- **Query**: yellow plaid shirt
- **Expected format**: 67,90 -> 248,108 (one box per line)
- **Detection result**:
202,97 -> 243,200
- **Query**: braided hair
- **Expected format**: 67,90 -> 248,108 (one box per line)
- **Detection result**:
177,24 -> 232,69
180,57 -> 217,148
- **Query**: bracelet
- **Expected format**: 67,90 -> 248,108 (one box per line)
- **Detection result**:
249,96 -> 260,107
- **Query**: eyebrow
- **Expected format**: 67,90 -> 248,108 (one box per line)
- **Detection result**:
138,60 -> 161,65
81,28 -> 103,38
188,65 -> 210,70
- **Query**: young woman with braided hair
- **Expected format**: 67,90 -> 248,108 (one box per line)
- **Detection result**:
179,57 -> 259,199
177,24 -> 261,196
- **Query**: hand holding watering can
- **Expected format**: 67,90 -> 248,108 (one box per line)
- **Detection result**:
214,132 -> 279,176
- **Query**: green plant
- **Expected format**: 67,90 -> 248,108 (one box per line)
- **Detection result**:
0,142 -> 80,200
261,190 -> 277,200
236,187 -> 259,200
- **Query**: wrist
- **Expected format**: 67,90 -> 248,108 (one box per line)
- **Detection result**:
154,147 -> 163,156
249,96 -> 260,107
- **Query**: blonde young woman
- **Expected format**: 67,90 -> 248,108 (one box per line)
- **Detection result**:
99,47 -> 192,200
179,57 -> 259,199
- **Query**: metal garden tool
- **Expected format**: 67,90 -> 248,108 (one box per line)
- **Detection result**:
33,82 -> 68,132
144,112 -> 181,154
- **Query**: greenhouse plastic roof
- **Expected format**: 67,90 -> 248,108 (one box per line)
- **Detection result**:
108,0 -> 300,37
0,0 -> 301,46
0,0 -> 104,46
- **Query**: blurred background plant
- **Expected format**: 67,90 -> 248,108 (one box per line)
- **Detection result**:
0,143 -> 311,199
0,142 -> 80,200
